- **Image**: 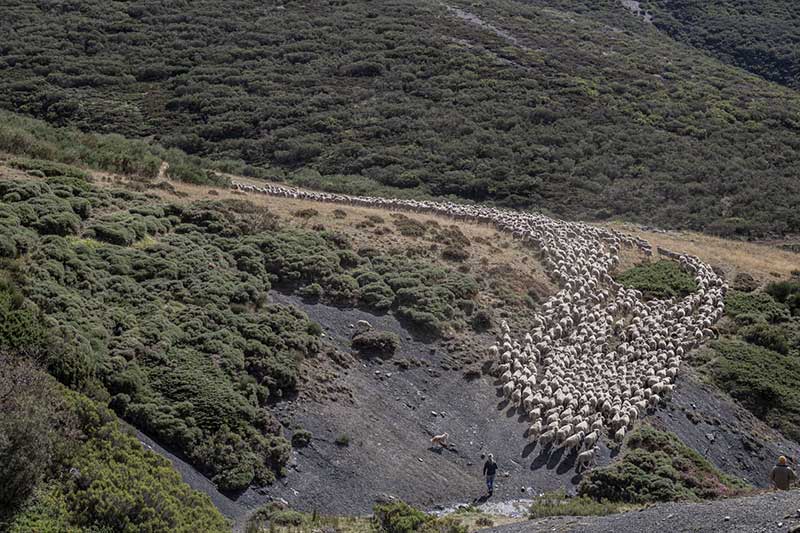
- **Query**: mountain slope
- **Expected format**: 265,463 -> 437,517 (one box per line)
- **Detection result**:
641,0 -> 800,89
2,0 -> 800,235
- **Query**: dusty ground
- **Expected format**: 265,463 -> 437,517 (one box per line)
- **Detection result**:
487,488 -> 800,533
604,221 -> 799,282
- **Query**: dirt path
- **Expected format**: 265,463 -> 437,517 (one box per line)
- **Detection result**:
487,488 -> 800,533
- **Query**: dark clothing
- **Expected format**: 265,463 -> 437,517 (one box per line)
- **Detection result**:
486,474 -> 495,494
770,464 -> 797,490
483,459 -> 498,494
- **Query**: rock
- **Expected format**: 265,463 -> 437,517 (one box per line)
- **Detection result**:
418,457 -> 423,462
705,433 -> 716,442
374,493 -> 397,504
431,411 -> 438,416
724,516 -> 730,521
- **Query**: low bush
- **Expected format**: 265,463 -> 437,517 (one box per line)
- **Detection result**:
352,329 -> 400,357
291,429 -> 312,448
579,426 -> 747,504
724,290 -> 790,323
529,490 -> 626,519
373,501 -> 467,533
615,260 -> 697,300
766,280 -> 800,316
741,322 -> 790,354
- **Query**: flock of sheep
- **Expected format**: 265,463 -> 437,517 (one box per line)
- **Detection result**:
231,180 -> 726,470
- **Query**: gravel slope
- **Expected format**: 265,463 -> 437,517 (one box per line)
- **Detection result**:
232,293 -> 797,516
486,489 -> 800,533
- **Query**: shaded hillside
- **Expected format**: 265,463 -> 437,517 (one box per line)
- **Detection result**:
2,0 -> 800,235
641,0 -> 800,89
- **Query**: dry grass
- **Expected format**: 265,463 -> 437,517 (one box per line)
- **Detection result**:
603,222 -> 799,282
112,174 -> 558,306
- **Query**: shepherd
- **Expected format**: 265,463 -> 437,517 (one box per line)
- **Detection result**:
483,453 -> 498,496
770,456 -> 797,490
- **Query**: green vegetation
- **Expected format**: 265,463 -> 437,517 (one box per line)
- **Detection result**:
529,489 -> 627,519
1,176 -> 485,492
291,429 -> 313,448
352,330 -> 401,358
0,110 -> 224,185
615,260 -> 698,300
246,501 -> 469,533
579,426 -> 747,504
2,1 -> 800,235
1,354 -> 227,532
766,280 -> 800,316
2,178 -> 321,491
373,501 -> 467,533
641,0 -> 800,89
691,286 -> 800,441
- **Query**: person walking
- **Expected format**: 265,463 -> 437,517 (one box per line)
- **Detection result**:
769,456 -> 797,490
483,453 -> 498,496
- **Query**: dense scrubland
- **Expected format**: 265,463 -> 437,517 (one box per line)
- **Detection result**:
0,288 -> 227,531
2,0 -> 800,235
0,172 -> 496,497
694,281 -> 800,442
641,0 -> 800,89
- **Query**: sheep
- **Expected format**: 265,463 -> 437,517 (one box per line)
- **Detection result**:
231,180 -> 726,465
556,424 -> 574,444
539,429 -> 556,447
528,421 -> 543,440
560,431 -> 585,452
614,426 -> 626,443
576,446 -> 599,472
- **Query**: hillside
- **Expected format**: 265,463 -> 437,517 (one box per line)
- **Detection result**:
2,0 -> 800,235
2,147 -> 799,529
641,0 -> 800,89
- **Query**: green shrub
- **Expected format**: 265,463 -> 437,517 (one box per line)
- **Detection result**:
335,434 -> 350,447
579,426 -> 747,504
725,291 -> 790,323
741,322 -> 790,354
298,282 -> 323,299
700,339 -> 800,441
615,260 -> 697,300
373,501 -> 467,533
352,330 -> 400,357
529,490 -> 625,519
291,429 -> 312,448
471,308 -> 493,331
374,501 -> 431,533
766,280 -> 800,316
441,245 -> 469,262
